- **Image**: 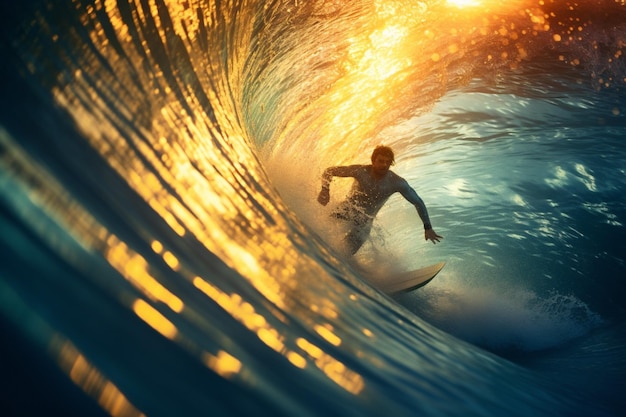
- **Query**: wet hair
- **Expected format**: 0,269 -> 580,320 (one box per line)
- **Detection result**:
371,145 -> 395,164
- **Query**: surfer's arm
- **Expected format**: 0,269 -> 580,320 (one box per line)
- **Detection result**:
399,182 -> 443,244
399,183 -> 431,225
321,165 -> 361,186
318,165 -> 362,206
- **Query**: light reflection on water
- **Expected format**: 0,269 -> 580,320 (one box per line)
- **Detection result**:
0,281 -> 146,417
2,126 -> 368,399
56,337 -> 146,417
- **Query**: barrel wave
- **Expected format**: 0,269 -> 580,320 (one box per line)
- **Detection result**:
1,0 -> 625,416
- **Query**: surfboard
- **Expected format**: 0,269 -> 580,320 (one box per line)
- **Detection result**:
363,261 -> 445,294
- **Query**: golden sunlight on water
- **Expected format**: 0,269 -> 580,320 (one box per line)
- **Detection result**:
0,280 -> 145,417
132,298 -> 179,339
201,350 -> 243,378
297,337 -> 365,394
271,0 -> 430,162
266,0 -> 545,166
0,128 -> 164,333
39,0 -> 331,333
193,276 -> 364,394
2,129 -> 365,394
48,8 -> 377,394
314,323 -> 342,347
106,236 -> 184,314
2,129 -> 184,336
55,338 -> 147,417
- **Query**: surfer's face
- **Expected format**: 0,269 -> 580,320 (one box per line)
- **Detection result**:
372,155 -> 392,177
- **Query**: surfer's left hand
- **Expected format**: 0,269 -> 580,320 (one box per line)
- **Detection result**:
425,229 -> 443,244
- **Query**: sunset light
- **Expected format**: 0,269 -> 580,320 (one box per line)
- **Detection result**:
447,0 -> 480,7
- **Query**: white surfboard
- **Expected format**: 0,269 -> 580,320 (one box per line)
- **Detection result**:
363,261 -> 445,294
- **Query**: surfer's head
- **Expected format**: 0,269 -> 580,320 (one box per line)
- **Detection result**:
371,145 -> 394,178
371,145 -> 395,165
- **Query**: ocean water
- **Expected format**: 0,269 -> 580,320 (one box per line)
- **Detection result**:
1,0 -> 625,416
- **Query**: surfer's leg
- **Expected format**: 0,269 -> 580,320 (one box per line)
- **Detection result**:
344,230 -> 364,254
344,221 -> 372,255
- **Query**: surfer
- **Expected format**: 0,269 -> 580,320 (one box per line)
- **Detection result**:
317,145 -> 443,254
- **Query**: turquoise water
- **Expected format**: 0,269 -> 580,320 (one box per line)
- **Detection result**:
1,0 -> 625,416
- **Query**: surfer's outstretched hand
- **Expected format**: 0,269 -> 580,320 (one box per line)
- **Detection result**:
317,187 -> 330,206
425,229 -> 443,244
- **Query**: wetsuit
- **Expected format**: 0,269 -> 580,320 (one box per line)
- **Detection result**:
321,164 -> 432,253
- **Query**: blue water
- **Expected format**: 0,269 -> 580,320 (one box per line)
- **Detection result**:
1,0 -> 625,416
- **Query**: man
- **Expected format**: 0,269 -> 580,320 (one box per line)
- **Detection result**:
317,145 -> 443,254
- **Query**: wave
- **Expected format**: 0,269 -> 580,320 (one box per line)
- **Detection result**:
1,0 -> 626,416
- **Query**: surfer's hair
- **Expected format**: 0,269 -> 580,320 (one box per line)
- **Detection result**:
371,145 -> 395,165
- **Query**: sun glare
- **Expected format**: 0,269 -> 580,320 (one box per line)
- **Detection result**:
447,0 -> 480,7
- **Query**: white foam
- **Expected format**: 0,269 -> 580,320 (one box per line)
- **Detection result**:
402,277 -> 604,352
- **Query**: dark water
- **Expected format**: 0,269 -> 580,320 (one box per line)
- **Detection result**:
1,0 -> 626,416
